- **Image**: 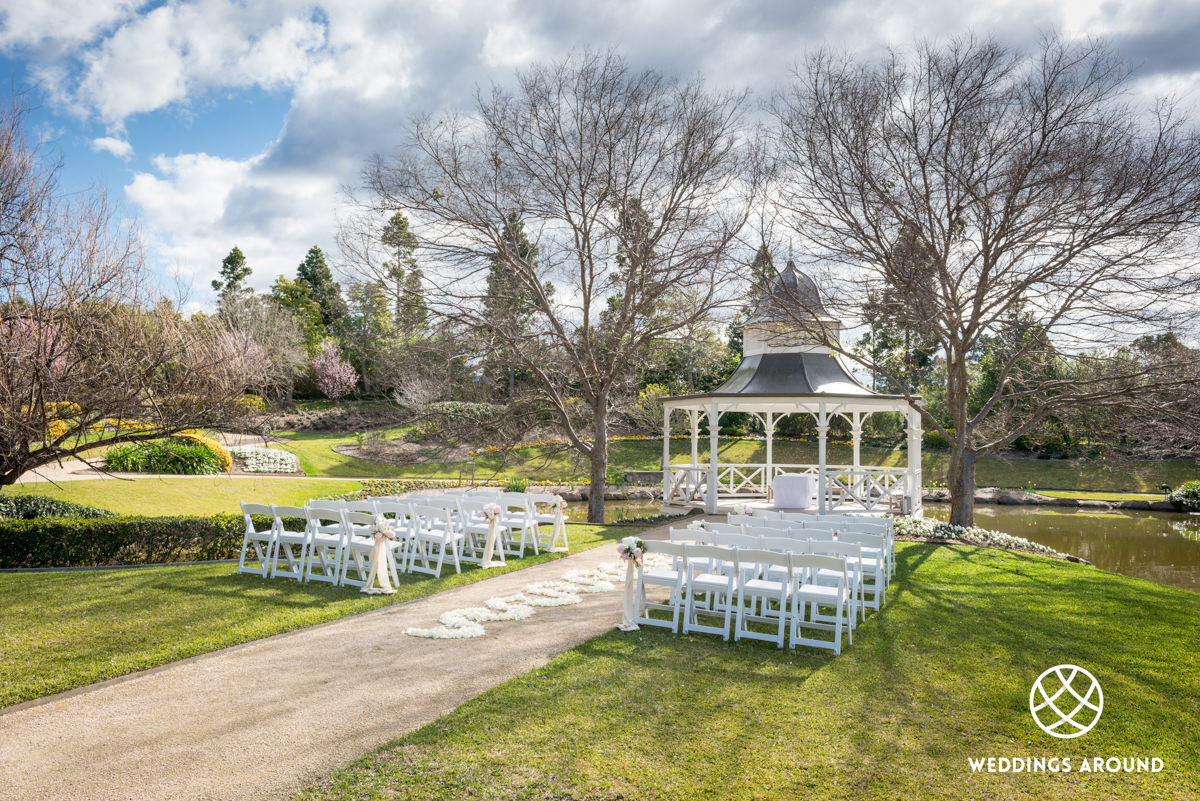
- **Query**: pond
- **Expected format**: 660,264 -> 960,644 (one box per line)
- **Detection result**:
566,499 -> 1200,593
927,504 -> 1200,593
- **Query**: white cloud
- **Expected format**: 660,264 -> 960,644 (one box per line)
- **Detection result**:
0,0 -> 140,51
90,135 -> 133,159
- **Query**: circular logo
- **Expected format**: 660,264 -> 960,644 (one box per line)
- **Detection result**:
1029,665 -> 1103,739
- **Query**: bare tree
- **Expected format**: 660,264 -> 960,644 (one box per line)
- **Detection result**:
216,292 -> 307,402
0,95 -> 254,485
769,35 -> 1200,526
357,51 -> 758,522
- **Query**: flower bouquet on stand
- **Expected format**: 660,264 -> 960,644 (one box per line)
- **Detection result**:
362,515 -> 398,595
616,535 -> 646,631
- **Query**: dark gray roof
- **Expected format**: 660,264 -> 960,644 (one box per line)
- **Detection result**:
750,259 -> 828,322
669,352 -> 902,400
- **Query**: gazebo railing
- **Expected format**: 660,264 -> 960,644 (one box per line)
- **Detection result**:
666,462 -> 913,512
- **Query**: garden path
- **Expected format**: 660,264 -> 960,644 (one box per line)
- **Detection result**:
0,529 -> 671,801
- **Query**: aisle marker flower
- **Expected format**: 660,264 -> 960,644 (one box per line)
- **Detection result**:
368,514 -> 396,541
616,535 -> 646,565
482,502 -> 502,520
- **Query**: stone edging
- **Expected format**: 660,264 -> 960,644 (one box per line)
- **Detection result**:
922,487 -> 1178,512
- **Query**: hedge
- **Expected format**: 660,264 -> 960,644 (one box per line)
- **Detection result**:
0,514 -> 272,568
0,495 -> 115,520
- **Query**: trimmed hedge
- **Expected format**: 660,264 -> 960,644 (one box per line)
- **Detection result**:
0,495 -> 115,520
0,514 -> 266,568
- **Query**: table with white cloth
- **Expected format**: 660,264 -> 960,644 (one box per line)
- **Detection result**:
772,473 -> 815,509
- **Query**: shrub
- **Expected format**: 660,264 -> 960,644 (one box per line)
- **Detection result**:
102,439 -> 223,475
1169,480 -> 1200,512
922,427 -> 956,449
238,394 -> 267,412
173,430 -> 233,471
504,476 -> 529,493
0,495 -> 115,519
0,514 -> 255,568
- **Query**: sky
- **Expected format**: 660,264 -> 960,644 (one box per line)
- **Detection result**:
2,0 -> 1200,311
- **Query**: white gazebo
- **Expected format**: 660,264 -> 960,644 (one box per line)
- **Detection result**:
661,260 -> 923,516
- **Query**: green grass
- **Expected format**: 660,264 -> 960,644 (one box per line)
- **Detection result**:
275,431 -> 1197,494
1035,490 -> 1166,502
295,544 -> 1200,801
0,524 -> 629,708
4,477 -> 364,516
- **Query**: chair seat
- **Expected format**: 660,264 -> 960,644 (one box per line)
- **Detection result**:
534,512 -> 557,523
275,530 -> 307,544
643,568 -> 684,584
742,578 -> 787,595
796,583 -> 841,602
692,573 -> 735,590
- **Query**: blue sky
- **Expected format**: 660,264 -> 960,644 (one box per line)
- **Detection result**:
2,0 -> 1199,311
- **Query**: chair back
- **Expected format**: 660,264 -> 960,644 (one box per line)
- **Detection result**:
791,553 -> 847,586
684,543 -> 733,575
343,500 -> 378,515
240,502 -> 272,533
270,505 -> 308,534
761,536 -> 805,554
745,524 -> 795,540
837,531 -> 886,550
726,513 -> 755,526
306,500 -> 343,512
668,527 -> 702,543
342,510 -> 377,540
702,522 -> 745,535
807,539 -> 863,566
736,547 -> 792,579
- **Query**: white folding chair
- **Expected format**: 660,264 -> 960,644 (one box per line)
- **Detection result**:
268,504 -> 310,581
528,492 -> 569,552
682,544 -> 738,641
837,531 -> 887,610
790,553 -> 851,655
702,522 -> 746,535
303,507 -> 346,585
338,509 -> 399,589
669,527 -> 704,544
734,548 -> 792,648
236,502 -> 275,577
808,539 -> 864,625
410,505 -> 464,577
498,493 -> 540,556
635,540 -> 688,632
458,498 -> 508,565
375,500 -> 416,572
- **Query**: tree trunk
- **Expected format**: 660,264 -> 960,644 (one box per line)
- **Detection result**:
946,445 -> 977,527
587,401 -> 608,524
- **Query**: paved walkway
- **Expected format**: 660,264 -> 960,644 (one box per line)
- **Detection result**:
0,534 -> 667,801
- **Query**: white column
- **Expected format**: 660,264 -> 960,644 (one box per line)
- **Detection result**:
765,411 -> 775,500
661,406 -> 672,506
817,404 -> 829,514
851,412 -> 862,471
689,410 -> 699,467
905,406 -> 924,516
707,401 -> 720,514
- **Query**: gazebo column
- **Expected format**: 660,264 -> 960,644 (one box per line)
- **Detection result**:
851,412 -> 862,472
765,411 -> 775,500
706,401 -> 720,514
905,406 -> 924,516
661,406 -> 672,506
688,410 -> 699,468
816,403 -> 829,514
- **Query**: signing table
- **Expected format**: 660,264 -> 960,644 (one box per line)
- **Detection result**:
772,473 -> 815,509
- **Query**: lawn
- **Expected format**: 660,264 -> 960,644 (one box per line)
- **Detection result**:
0,524 -> 629,708
3,476 -> 363,516
274,431 -> 1197,494
295,543 -> 1200,801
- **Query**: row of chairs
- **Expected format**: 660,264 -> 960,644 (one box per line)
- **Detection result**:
634,538 -> 853,653
236,490 -> 570,587
725,512 -> 895,587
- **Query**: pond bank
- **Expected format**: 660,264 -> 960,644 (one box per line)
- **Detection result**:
922,487 -> 1180,512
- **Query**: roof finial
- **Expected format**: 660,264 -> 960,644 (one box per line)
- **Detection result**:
788,239 -> 793,262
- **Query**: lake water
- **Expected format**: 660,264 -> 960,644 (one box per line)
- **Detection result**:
567,499 -> 1200,593
927,504 -> 1200,593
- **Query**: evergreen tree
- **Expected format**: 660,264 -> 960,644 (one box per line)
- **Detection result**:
296,245 -> 347,328
270,274 -> 325,354
482,214 -> 545,396
211,246 -> 251,296
381,212 -> 419,326
748,241 -> 775,298
399,266 -> 427,335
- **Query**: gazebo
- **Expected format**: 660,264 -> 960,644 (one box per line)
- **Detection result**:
660,260 -> 924,516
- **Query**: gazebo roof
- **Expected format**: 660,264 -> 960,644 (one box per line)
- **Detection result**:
664,258 -> 916,414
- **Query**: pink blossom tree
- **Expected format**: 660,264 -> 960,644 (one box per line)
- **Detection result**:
311,341 -> 358,400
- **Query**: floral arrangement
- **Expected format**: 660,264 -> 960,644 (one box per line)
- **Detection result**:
482,502 -> 503,521
686,520 -> 705,530
551,494 -> 568,512
731,503 -> 750,516
369,514 -> 396,541
616,535 -> 646,564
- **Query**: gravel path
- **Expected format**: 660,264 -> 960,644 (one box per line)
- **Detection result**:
0,532 -> 669,801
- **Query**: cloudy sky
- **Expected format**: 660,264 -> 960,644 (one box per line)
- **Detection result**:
2,0 -> 1199,307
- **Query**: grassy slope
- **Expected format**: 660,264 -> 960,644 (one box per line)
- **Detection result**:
296,543 -> 1200,801
3,477 -> 363,516
0,524 -> 628,707
273,432 -> 1197,493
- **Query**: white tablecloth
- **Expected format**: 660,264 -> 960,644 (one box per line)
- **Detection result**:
773,473 -> 815,509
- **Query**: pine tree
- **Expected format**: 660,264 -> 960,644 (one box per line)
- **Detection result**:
296,246 -> 347,328
749,242 -> 775,297
399,266 -> 427,334
271,274 -> 325,354
211,246 -> 251,296
381,212 -> 419,326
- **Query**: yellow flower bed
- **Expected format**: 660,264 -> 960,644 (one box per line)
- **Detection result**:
173,430 -> 233,472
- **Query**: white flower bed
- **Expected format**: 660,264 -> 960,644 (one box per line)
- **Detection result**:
229,445 -> 300,474
893,516 -> 1068,558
